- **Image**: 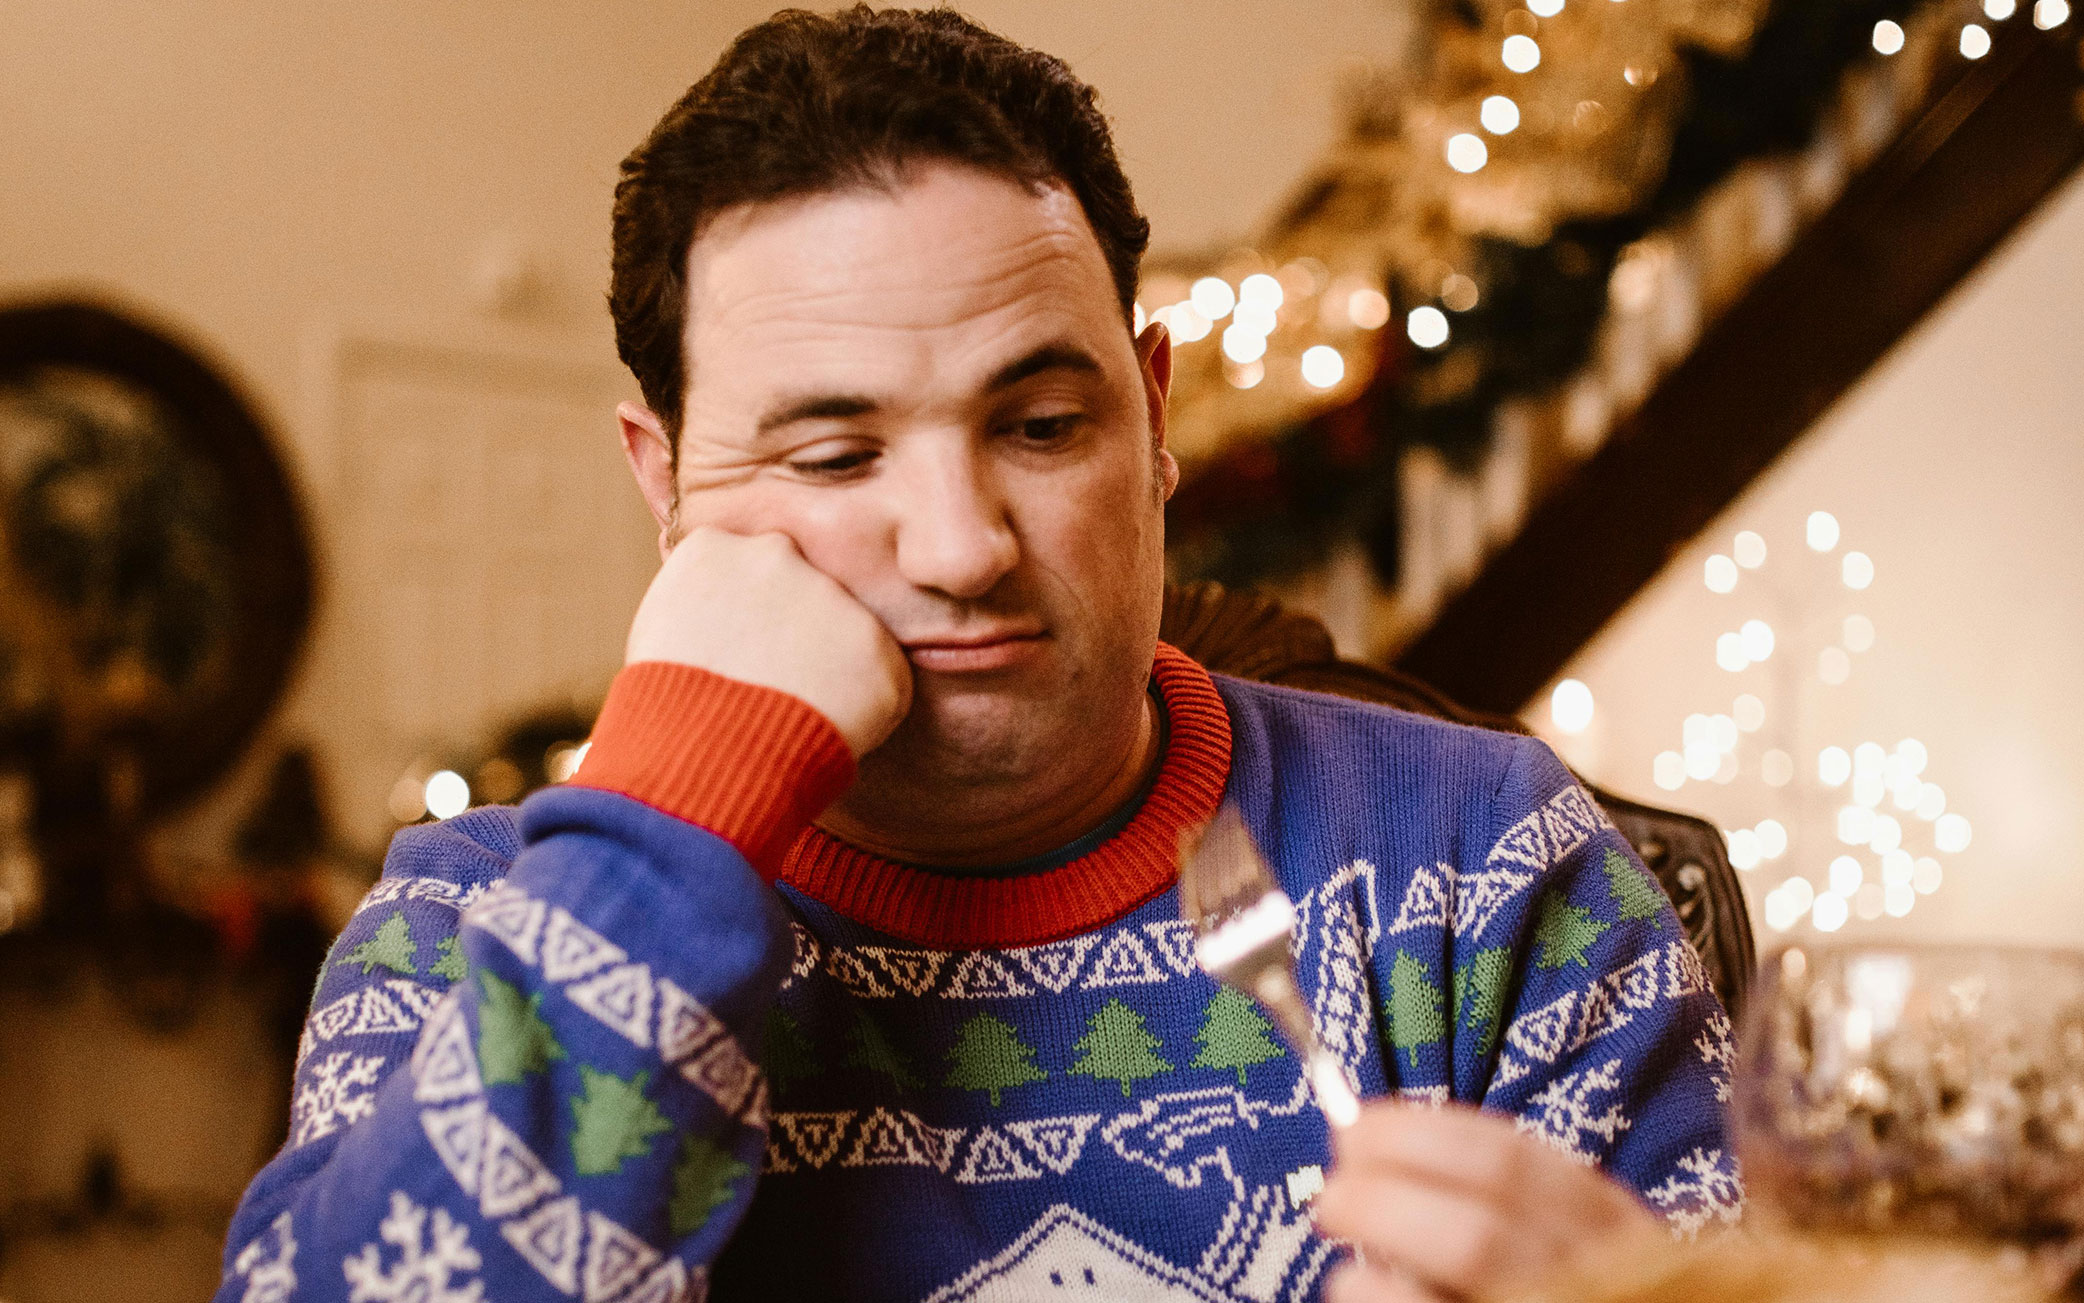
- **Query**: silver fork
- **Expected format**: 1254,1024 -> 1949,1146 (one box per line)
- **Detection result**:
1179,807 -> 1362,1128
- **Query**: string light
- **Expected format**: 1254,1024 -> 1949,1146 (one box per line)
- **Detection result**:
1190,277 -> 1236,321
1985,0 -> 2017,19
1704,554 -> 1738,593
1446,133 -> 1489,173
1740,618 -> 1775,662
1529,0 -> 1564,14
2035,0 -> 2070,28
1842,551 -> 1875,589
1960,22 -> 1992,57
1819,646 -> 1852,684
1806,510 -> 1840,551
1813,893 -> 1849,932
1480,96 -> 1521,134
1935,813 -> 1973,852
1407,306 -> 1450,348
1761,750 -> 1794,787
425,769 -> 470,820
1502,34 -> 1542,72
1733,530 -> 1767,569
1551,678 -> 1595,734
1843,614 -> 1875,652
1228,359 -> 1265,389
1347,288 -> 1391,330
1873,19 -> 1906,53
1221,324 -> 1267,364
1300,345 -> 1345,389
1238,273 -> 1284,310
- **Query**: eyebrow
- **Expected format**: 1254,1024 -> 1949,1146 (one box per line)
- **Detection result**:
751,342 -> 1106,438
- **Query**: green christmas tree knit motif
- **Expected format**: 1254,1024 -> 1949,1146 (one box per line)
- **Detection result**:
1602,848 -> 1667,927
765,1009 -> 822,1095
668,1133 -> 752,1239
943,1013 -> 1047,1106
844,1009 -> 924,1092
569,1066 -> 672,1176
1452,947 -> 1513,1058
430,935 -> 468,983
340,911 -> 417,977
1069,999 -> 1172,1097
1533,892 -> 1611,970
1384,951 -> 1445,1069
477,970 -> 566,1086
1189,988 -> 1285,1086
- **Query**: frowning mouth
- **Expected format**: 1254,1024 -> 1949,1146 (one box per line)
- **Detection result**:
901,629 -> 1048,673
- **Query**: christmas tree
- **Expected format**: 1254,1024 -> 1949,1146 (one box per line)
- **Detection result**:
1189,988 -> 1285,1086
477,969 -> 565,1086
1452,946 -> 1512,1057
1601,848 -> 1667,927
765,1009 -> 822,1094
430,934 -> 468,983
341,910 -> 417,977
844,1009 -> 923,1092
943,1013 -> 1047,1106
668,1133 -> 752,1238
1384,950 -> 1445,1069
1069,998 -> 1172,1097
568,1066 -> 672,1176
1532,891 -> 1610,970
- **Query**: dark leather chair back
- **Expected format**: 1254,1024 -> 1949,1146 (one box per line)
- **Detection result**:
1161,581 -> 1755,1021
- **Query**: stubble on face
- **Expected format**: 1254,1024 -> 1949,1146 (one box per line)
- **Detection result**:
669,163 -> 1173,861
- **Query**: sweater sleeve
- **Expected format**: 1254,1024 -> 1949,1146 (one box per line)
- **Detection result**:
216,665 -> 852,1302
1458,737 -> 1743,1237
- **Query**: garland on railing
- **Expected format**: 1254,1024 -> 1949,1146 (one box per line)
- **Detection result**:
1158,0 -> 2069,649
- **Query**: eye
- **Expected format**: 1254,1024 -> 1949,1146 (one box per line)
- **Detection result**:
786,448 -> 878,478
1012,413 -> 1084,444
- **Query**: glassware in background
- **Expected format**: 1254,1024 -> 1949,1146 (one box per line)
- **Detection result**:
1734,942 -> 2084,1297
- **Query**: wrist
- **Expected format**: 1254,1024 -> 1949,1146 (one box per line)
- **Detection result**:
570,661 -> 855,877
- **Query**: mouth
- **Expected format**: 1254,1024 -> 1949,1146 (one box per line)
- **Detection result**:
901,628 -> 1049,673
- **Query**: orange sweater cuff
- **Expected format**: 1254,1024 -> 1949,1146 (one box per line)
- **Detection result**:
569,661 -> 856,880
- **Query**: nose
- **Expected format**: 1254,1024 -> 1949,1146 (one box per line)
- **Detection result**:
891,438 -> 1020,601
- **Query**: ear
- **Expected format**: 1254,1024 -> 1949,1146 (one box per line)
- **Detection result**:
618,400 -> 678,560
1134,322 -> 1179,501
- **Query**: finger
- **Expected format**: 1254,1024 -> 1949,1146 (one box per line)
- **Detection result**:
1323,1261 -> 1449,1303
1315,1170 -> 1533,1298
1331,1101 -> 1533,1200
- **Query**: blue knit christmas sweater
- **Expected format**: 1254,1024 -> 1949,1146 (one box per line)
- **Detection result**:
219,644 -> 1739,1303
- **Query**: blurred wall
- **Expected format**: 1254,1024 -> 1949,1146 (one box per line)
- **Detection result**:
1537,165 -> 2084,950
1,0 -> 1415,848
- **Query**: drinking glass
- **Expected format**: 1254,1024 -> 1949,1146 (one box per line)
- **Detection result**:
1734,942 -> 2084,1296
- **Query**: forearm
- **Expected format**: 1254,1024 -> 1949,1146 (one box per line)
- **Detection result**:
220,665 -> 853,1301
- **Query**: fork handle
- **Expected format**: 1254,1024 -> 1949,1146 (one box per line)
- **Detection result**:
1249,968 -> 1363,1129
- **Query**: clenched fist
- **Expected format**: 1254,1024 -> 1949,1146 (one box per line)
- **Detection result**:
625,526 -> 912,759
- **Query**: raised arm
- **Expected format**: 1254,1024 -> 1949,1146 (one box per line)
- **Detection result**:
219,529 -> 909,1301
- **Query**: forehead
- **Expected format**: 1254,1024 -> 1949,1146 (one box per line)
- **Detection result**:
680,164 -> 1124,403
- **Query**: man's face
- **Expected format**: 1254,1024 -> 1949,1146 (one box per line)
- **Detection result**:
636,162 -> 1175,798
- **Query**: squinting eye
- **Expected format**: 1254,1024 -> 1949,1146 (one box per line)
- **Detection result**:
1017,415 -> 1083,443
789,449 -> 877,476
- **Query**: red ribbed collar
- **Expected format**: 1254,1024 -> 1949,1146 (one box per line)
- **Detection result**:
776,643 -> 1232,949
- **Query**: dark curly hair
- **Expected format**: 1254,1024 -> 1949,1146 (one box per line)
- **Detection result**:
608,6 -> 1150,452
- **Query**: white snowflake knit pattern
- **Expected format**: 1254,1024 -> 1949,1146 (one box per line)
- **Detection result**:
293,1052 -> 386,1147
343,1191 -> 485,1303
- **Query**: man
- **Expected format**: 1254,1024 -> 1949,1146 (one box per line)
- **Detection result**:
220,9 -> 1738,1301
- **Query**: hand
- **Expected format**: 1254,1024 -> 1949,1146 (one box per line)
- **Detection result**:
625,526 -> 912,758
1314,1100 -> 1663,1302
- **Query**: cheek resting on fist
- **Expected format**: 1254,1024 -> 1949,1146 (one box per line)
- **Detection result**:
1312,1100 -> 1663,1302
624,526 -> 913,759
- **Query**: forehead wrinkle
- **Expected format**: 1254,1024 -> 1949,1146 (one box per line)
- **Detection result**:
698,223 -> 1101,340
